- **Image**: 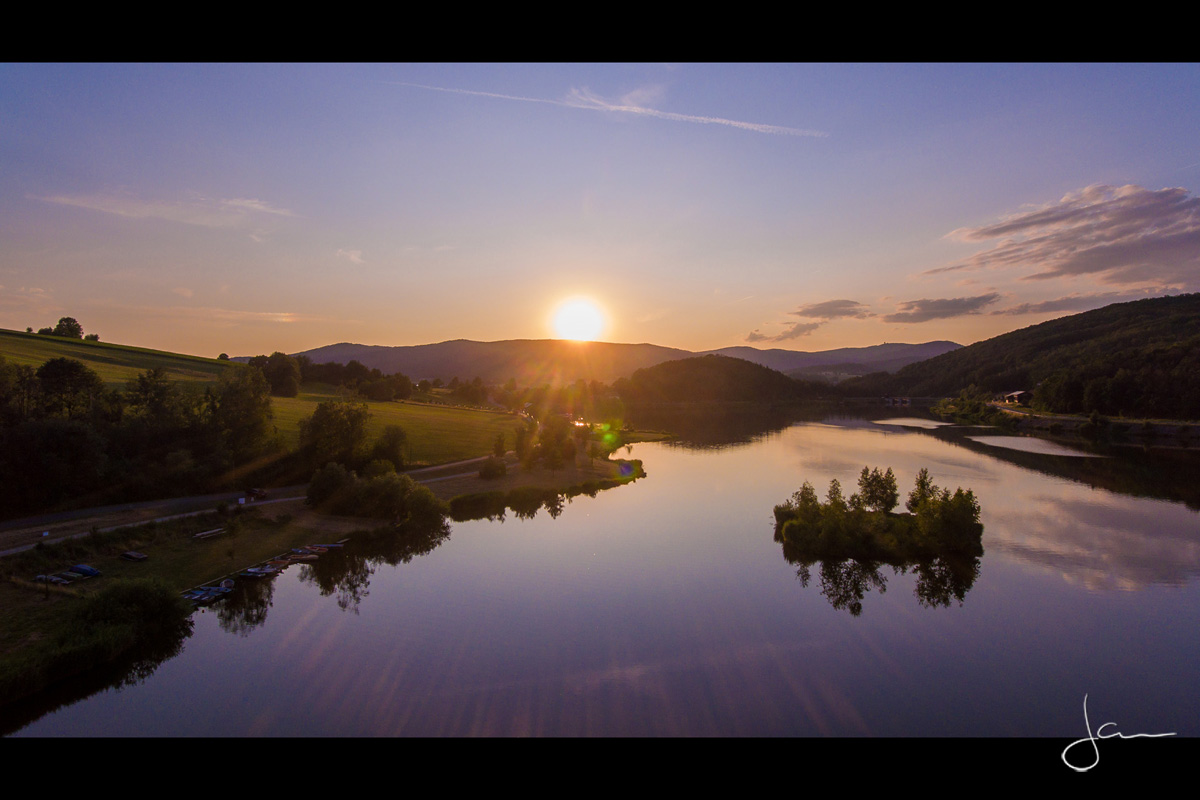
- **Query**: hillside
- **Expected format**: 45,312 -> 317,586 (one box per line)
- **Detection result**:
839,294 -> 1200,419
0,328 -> 230,388
614,355 -> 822,404
286,339 -> 960,386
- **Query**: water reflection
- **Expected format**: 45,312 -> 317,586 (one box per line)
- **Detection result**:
785,554 -> 981,616
0,607 -> 192,737
628,403 -> 824,450
215,572 -> 277,634
788,418 -> 1200,590
11,412 -> 1200,737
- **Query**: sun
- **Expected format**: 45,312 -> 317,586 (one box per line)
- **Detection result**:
551,297 -> 606,341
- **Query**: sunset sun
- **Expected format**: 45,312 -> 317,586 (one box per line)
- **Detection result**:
551,297 -> 606,341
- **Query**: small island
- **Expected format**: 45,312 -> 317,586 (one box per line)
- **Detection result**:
773,467 -> 984,616
774,467 -> 983,561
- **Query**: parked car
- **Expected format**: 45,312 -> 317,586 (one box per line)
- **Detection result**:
245,488 -> 268,501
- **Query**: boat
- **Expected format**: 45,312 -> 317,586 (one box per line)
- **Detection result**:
183,585 -> 232,605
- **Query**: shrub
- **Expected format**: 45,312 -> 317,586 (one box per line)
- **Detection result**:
479,456 -> 507,479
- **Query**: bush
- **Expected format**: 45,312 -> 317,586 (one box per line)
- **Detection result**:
479,456 -> 507,479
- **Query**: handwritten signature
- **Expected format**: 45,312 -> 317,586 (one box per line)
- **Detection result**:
1061,693 -> 1175,772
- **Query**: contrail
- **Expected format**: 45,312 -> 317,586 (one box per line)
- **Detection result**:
395,82 -> 827,138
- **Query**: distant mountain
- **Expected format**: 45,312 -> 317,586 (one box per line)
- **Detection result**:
838,294 -> 1200,419
700,342 -> 962,378
282,339 -> 960,386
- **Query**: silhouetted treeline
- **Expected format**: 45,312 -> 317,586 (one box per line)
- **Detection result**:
614,354 -> 826,404
0,356 -> 277,518
838,294 -> 1200,419
246,353 -> 414,401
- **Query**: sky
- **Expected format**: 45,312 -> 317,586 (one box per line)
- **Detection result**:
2,63 -> 1198,359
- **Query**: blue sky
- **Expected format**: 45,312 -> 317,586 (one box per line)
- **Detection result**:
2,63 -> 1197,357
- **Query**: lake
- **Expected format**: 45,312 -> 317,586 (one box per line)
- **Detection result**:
8,413 -> 1200,738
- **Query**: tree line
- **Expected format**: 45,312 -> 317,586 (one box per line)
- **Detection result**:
0,355 -> 276,518
26,316 -> 100,341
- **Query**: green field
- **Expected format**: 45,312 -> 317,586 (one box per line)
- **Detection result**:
2,328 -> 520,465
271,387 -> 520,465
0,328 -> 229,388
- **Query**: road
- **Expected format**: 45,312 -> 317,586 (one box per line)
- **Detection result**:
0,455 -> 503,557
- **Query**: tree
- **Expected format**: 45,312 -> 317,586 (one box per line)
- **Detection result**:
36,357 -> 104,418
906,468 -> 939,513
262,351 -> 302,397
126,367 -> 191,430
209,365 -> 273,463
300,400 -> 370,468
52,317 -> 84,338
218,353 -> 230,360
84,333 -> 100,341
857,466 -> 898,514
370,424 -> 408,470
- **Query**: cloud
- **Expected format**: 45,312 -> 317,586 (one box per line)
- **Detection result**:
336,248 -> 365,264
35,192 -> 297,229
774,321 -> 823,340
108,304 -> 333,325
221,198 -> 296,217
746,298 -> 872,343
563,87 -> 828,138
882,293 -> 1001,323
990,291 -> 1132,316
0,285 -> 55,313
172,287 -> 194,298
396,82 -> 827,138
933,185 -> 1200,289
790,299 -> 872,319
746,320 -> 822,343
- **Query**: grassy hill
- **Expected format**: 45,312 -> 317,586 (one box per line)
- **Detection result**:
0,328 -> 520,466
838,294 -> 1200,419
0,328 -> 230,388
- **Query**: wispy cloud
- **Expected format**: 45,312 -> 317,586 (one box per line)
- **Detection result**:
221,198 -> 296,217
932,185 -> 1200,289
92,301 -> 329,325
790,299 -> 872,320
35,192 -> 298,229
745,320 -> 823,344
882,293 -> 1001,323
172,287 -> 194,298
746,298 -> 871,343
397,82 -> 827,138
0,285 -> 55,313
336,248 -> 365,264
991,292 -> 1126,316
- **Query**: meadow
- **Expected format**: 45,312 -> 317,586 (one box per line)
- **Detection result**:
1,328 -> 521,466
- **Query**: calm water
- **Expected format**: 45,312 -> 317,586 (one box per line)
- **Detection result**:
9,417 -> 1200,737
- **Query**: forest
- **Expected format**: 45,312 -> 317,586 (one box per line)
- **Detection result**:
838,294 -> 1200,419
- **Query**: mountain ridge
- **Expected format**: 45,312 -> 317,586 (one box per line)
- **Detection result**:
261,339 -> 962,385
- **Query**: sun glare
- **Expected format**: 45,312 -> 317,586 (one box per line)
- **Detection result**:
551,297 -> 606,341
